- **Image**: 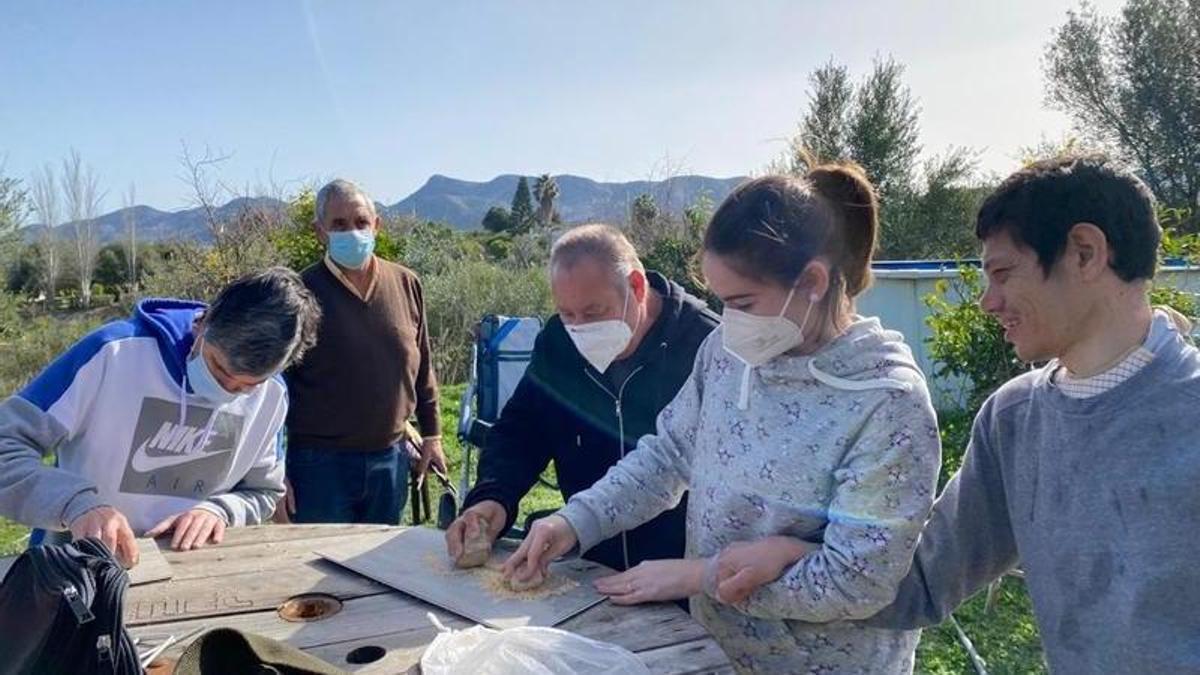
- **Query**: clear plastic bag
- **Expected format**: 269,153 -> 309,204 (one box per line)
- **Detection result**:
420,614 -> 651,675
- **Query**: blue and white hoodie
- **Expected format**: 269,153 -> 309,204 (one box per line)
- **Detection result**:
0,299 -> 287,536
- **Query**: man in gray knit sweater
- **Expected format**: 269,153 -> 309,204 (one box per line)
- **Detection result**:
859,156 -> 1200,673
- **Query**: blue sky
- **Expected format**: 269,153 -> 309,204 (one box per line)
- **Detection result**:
1,0 -> 1122,211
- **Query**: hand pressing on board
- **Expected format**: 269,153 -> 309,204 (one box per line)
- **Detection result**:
501,514 -> 577,591
445,501 -> 507,568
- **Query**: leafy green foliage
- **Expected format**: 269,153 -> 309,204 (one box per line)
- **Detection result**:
1152,208 -> 1199,325
510,177 -> 536,233
533,174 -> 560,226
936,407 -> 973,490
924,265 -> 1025,412
640,236 -> 716,309
0,292 -> 116,397
482,206 -> 515,233
400,220 -> 484,277
782,57 -> 993,260
881,150 -> 990,260
422,261 -> 552,383
631,193 -> 659,231
916,576 -> 1047,674
1045,0 -> 1200,217
0,168 -> 28,270
785,57 -> 921,202
1160,209 -> 1200,260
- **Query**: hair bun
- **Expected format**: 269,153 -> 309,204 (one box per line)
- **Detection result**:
807,162 -> 878,296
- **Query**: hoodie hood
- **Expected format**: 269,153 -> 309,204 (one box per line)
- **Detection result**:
132,298 -> 207,387
647,271 -> 716,347
733,315 -> 923,408
805,315 -> 923,390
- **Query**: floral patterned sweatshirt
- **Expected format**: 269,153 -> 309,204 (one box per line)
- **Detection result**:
558,317 -> 941,674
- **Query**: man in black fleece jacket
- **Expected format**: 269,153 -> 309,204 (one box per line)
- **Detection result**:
446,224 -> 718,573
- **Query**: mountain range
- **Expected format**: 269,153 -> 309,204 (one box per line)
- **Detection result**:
26,173 -> 746,244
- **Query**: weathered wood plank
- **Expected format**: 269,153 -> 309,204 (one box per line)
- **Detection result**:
128,591 -> 463,660
130,538 -> 172,586
638,637 -> 736,674
158,523 -> 393,554
560,600 -> 710,652
125,558 -> 389,626
0,538 -> 170,585
128,590 -> 716,667
127,527 -> 731,672
302,600 -> 713,673
152,530 -> 398,582
305,622 -> 730,674
303,620 -> 471,674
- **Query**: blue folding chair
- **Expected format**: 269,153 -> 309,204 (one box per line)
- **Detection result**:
454,315 -> 544,533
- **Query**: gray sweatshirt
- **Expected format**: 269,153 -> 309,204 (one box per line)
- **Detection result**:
868,311 -> 1200,674
559,317 -> 941,674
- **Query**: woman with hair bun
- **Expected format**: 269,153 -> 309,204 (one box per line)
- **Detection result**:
506,163 -> 941,673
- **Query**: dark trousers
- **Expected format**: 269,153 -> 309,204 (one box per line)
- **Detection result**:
286,445 -> 410,525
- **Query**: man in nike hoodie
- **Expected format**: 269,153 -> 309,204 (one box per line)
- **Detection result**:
0,268 -> 321,566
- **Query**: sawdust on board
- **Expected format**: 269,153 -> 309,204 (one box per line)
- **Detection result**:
423,552 -> 580,601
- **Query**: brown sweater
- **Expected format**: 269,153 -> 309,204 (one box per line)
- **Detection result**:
285,258 -> 440,450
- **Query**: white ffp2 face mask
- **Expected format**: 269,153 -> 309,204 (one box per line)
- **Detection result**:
722,286 -> 818,410
722,286 -> 817,367
566,286 -> 636,373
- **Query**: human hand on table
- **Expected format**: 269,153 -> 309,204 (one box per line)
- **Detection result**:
145,507 -> 227,552
594,559 -> 706,605
501,514 -> 577,586
69,505 -> 139,568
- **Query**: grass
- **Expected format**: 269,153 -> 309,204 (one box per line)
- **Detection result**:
916,576 -> 1046,674
407,382 -> 563,528
0,382 -> 1043,672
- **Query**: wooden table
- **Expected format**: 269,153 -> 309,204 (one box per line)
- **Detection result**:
121,524 -> 734,673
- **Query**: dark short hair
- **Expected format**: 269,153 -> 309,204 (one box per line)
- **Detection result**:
205,267 -> 322,376
976,155 -> 1160,281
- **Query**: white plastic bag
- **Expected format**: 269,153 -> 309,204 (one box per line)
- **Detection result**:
420,614 -> 651,675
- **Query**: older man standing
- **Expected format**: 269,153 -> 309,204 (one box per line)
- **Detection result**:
446,224 -> 718,573
283,179 -> 445,525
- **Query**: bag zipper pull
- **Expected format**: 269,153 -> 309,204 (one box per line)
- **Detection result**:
96,634 -> 113,667
63,584 -> 94,624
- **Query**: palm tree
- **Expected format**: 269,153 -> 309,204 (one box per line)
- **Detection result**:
533,174 -> 559,226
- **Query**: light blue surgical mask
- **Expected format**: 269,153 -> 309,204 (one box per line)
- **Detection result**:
328,229 -> 376,269
186,338 -> 242,405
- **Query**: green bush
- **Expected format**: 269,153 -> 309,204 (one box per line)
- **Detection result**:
400,221 -> 486,277
422,261 -> 553,384
924,265 -> 1024,412
936,407 -> 973,490
140,237 -> 284,302
0,293 -> 117,397
640,235 -> 719,309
